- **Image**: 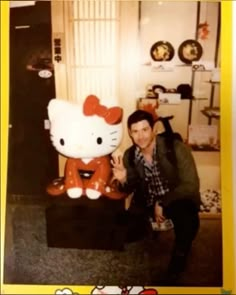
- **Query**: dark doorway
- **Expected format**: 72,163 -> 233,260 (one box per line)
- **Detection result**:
7,1 -> 58,195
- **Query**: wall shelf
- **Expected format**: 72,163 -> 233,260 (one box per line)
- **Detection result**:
199,212 -> 221,219
190,144 -> 220,152
200,107 -> 220,119
175,64 -> 192,67
204,80 -> 220,84
201,110 -> 220,119
193,97 -> 208,101
192,70 -> 213,72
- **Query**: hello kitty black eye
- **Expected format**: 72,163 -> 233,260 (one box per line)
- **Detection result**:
97,137 -> 102,144
60,138 -> 65,146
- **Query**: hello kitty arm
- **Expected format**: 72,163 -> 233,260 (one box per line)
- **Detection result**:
65,158 -> 83,190
87,156 -> 111,193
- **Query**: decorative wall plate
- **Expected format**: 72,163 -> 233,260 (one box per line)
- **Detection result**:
178,39 -> 203,64
150,41 -> 175,61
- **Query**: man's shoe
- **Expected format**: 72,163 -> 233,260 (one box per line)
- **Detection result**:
167,250 -> 188,275
157,271 -> 182,286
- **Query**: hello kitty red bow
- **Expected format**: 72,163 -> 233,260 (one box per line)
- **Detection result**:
83,95 -> 123,125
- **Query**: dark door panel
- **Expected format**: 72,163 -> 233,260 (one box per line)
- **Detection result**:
7,2 -> 58,195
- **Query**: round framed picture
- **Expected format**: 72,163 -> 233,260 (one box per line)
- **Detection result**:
178,39 -> 203,64
150,41 -> 175,62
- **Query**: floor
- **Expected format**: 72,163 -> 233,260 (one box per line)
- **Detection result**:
3,194 -> 223,287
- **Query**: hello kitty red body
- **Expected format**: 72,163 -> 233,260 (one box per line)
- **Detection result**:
65,156 -> 110,193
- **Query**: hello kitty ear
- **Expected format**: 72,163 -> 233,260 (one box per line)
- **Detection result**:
47,99 -> 69,121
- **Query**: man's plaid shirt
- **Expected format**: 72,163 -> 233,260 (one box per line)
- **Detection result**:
135,145 -> 170,207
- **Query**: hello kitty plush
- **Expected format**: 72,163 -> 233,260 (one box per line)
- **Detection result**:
46,95 -> 127,200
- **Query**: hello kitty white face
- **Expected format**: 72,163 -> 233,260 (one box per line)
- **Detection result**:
48,96 -> 123,159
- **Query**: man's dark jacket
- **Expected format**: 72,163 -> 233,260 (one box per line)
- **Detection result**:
121,135 -> 201,210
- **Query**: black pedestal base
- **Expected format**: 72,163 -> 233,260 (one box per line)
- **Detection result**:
45,196 -> 127,250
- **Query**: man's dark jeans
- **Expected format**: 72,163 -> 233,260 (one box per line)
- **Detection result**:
127,197 -> 200,274
163,198 -> 200,274
164,198 -> 200,255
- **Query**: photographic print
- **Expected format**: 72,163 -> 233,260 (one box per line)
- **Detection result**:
1,1 -> 235,294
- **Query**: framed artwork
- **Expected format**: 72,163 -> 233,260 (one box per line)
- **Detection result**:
0,1 -> 235,294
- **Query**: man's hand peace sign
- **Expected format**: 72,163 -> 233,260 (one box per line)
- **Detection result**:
111,155 -> 127,185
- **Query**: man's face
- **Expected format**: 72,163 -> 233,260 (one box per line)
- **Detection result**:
129,120 -> 155,150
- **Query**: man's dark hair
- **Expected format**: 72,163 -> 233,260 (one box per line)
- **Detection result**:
127,110 -> 155,129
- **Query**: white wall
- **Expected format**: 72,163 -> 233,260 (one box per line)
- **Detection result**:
118,1 -> 140,152
138,1 -> 220,140
193,151 -> 220,191
118,1 -> 221,192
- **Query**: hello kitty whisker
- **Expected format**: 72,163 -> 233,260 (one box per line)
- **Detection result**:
110,145 -> 117,147
110,131 -> 118,134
